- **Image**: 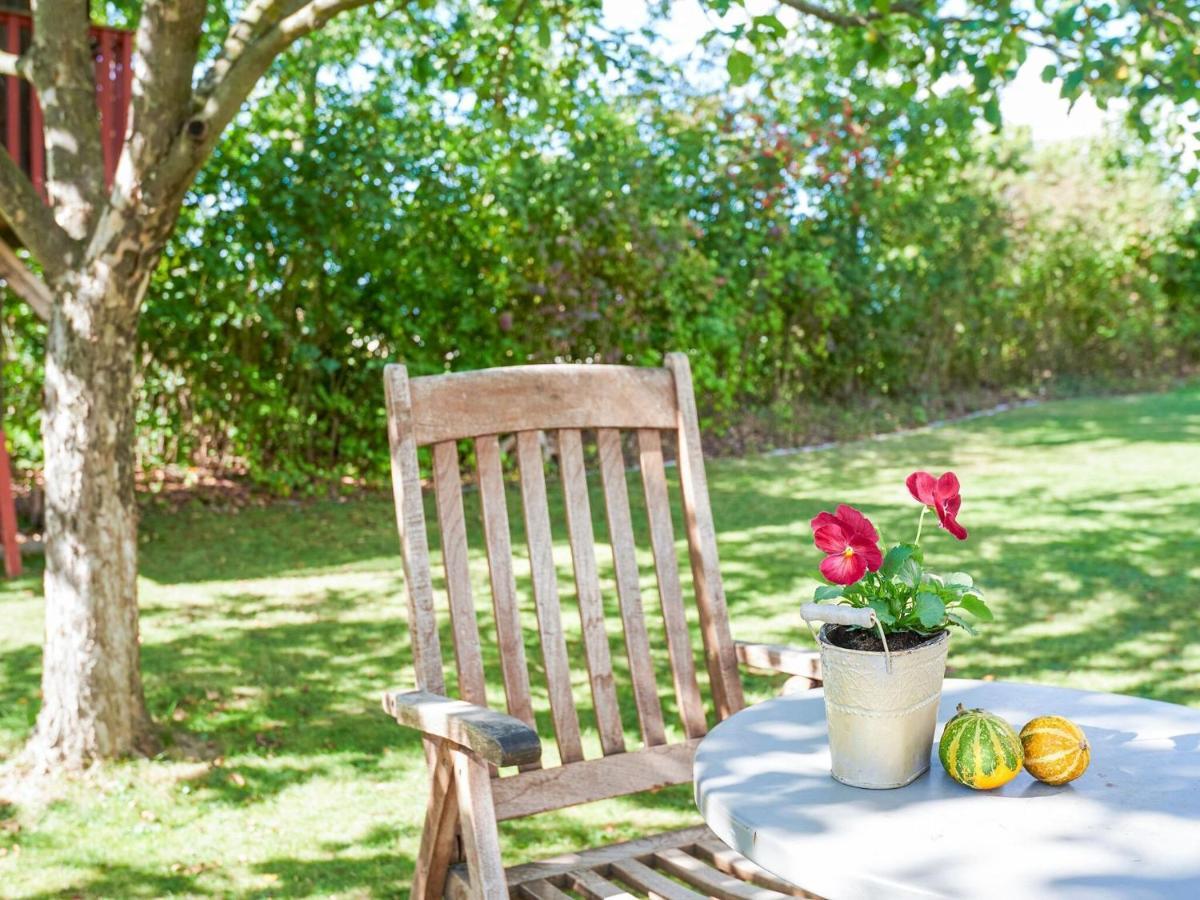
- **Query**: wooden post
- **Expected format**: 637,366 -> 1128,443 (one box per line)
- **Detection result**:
0,428 -> 21,577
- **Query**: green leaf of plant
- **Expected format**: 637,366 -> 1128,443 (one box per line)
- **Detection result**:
915,591 -> 946,628
945,572 -> 973,588
814,585 -> 844,601
958,593 -> 993,621
983,96 -> 1002,127
727,50 -> 753,86
896,557 -> 923,589
868,598 -> 897,626
946,612 -> 976,635
880,544 -> 914,578
753,14 -> 787,37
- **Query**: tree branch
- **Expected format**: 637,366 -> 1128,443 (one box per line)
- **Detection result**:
198,0 -> 379,135
0,146 -> 76,277
777,0 -> 880,28
30,0 -> 107,239
0,239 -> 52,321
120,0 -> 208,194
195,1 -> 308,99
777,0 -> 954,29
148,0 -> 381,202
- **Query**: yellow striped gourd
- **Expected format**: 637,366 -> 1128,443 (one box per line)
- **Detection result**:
938,704 -> 1023,790
1020,715 -> 1090,785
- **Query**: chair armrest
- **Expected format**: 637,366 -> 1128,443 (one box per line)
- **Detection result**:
735,640 -> 821,680
382,690 -> 542,768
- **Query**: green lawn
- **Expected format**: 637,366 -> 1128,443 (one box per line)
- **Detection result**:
2,385 -> 1198,897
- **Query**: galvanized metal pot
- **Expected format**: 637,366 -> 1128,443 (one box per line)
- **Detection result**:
817,624 -> 950,789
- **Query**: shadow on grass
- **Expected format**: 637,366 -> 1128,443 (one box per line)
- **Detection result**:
16,863 -> 213,899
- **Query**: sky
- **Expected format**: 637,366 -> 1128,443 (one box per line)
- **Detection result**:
601,0 -> 1111,144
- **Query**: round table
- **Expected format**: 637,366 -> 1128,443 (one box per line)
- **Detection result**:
694,679 -> 1200,899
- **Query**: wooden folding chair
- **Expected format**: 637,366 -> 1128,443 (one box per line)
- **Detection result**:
382,353 -> 821,898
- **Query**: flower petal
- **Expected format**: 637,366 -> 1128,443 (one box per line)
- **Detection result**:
934,471 -> 961,503
850,536 -> 884,571
810,511 -> 842,533
935,503 -> 969,541
813,524 -> 848,554
906,471 -> 937,505
820,551 -> 867,585
943,517 -> 969,540
835,504 -> 879,542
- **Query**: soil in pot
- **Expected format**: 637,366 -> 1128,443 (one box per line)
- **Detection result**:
826,625 -> 946,653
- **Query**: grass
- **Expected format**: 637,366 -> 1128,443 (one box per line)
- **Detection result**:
1,383 -> 1199,897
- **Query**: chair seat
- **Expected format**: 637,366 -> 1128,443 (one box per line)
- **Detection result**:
445,825 -> 817,899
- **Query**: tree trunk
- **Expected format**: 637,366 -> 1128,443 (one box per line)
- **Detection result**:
26,260 -> 158,769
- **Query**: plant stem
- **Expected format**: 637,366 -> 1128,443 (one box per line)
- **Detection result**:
914,506 -> 927,545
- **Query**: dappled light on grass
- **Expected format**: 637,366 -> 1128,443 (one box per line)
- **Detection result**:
0,385 -> 1197,895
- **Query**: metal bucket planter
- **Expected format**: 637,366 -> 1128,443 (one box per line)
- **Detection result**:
802,604 -> 950,789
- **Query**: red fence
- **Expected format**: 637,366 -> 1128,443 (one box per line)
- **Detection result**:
0,10 -> 133,194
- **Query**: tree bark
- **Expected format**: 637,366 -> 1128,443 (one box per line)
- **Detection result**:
25,259 -> 158,768
1,0 -> 377,771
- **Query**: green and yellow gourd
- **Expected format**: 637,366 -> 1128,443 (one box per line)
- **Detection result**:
938,704 -> 1024,790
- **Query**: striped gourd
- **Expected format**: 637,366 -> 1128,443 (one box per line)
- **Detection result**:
1020,715 -> 1090,785
938,704 -> 1023,790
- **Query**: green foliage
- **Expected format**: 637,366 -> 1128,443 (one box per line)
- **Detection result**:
713,0 -> 1200,167
817,538 -> 992,635
2,6 -> 1197,489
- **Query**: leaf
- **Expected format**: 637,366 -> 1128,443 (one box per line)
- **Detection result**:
946,612 -> 976,635
727,50 -> 753,87
1062,69 -> 1085,97
945,572 -> 973,588
814,585 -> 844,601
880,544 -> 914,578
868,598 -> 897,626
753,14 -> 787,37
958,593 -> 993,621
983,95 -> 1002,128
915,591 -> 946,628
896,557 -> 923,589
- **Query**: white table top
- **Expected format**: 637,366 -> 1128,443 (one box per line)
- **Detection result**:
694,679 -> 1200,899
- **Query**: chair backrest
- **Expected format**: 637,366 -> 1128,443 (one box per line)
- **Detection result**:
384,353 -> 744,821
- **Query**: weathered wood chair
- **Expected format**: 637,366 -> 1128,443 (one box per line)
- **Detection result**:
382,354 -> 820,899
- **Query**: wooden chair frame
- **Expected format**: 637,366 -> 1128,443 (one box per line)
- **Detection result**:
381,354 -> 820,899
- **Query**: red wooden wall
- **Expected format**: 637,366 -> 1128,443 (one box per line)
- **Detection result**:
0,10 -> 133,193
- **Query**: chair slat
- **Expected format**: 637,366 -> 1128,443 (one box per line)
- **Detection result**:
691,839 -> 814,897
651,848 -> 790,900
516,430 -> 585,764
475,434 -> 539,765
407,365 -> 677,445
665,353 -> 744,720
596,428 -> 666,747
636,428 -> 707,740
519,880 -> 575,900
493,739 -> 699,821
558,428 -> 626,757
384,365 -> 444,695
610,858 -> 706,900
571,869 -> 638,899
432,441 -> 487,707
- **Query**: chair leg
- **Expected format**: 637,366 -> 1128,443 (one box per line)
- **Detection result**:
413,740 -> 462,899
452,745 -> 507,899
